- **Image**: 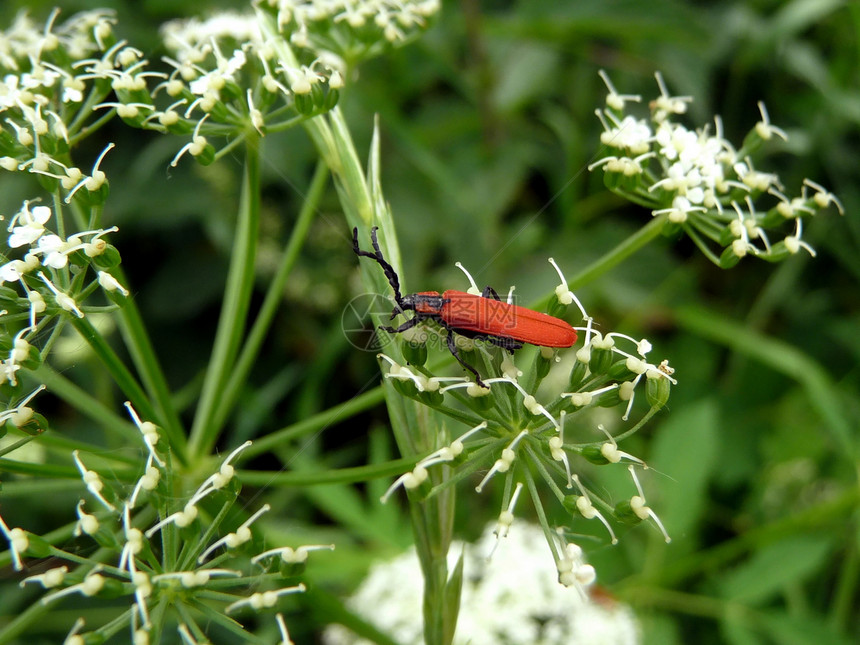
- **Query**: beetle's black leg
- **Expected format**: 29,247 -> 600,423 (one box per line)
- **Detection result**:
446,328 -> 487,387
369,227 -> 404,305
480,335 -> 524,352
380,317 -> 421,335
481,285 -> 502,301
352,227 -> 405,308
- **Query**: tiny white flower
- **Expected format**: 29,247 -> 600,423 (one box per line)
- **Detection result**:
20,565 -> 69,589
74,500 -> 99,536
8,204 -> 51,248
98,271 -> 129,296
0,513 -> 28,570
225,584 -> 306,614
38,233 -> 70,268
754,101 -> 788,141
626,465 -> 671,543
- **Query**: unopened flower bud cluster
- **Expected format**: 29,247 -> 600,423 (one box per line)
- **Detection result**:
119,1 -> 438,166
1,418 -> 329,643
378,259 -> 674,584
257,0 -> 441,65
0,10 -> 118,205
132,9 -> 346,166
590,71 -> 843,268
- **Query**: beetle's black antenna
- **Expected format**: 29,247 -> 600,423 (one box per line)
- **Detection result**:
352,227 -> 404,307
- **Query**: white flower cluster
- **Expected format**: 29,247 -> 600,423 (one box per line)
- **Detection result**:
0,7 -> 343,175
257,0 -> 441,56
0,9 -> 115,71
590,71 -> 843,267
1,426 -> 330,644
0,200 -> 125,381
323,522 -> 640,645
0,10 -> 121,204
107,7 -> 358,167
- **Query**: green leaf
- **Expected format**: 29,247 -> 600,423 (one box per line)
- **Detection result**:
756,608 -> 854,645
650,397 -> 720,540
443,549 -> 464,645
640,612 -> 683,645
491,43 -> 559,113
721,617 -> 766,645
718,534 -> 834,604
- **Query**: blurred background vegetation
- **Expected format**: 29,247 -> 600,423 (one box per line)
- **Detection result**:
0,0 -> 857,643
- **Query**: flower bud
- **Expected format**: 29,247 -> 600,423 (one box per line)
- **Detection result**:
645,372 -> 671,409
613,500 -> 642,524
295,92 -> 315,115
87,244 -> 120,270
607,358 -> 635,380
194,143 -> 216,166
20,531 -> 52,558
417,389 -> 444,406
324,87 -> 340,111
589,346 -> 614,375
595,387 -> 622,408
580,445 -> 611,465
567,359 -> 588,390
535,350 -> 553,379
719,246 -> 742,269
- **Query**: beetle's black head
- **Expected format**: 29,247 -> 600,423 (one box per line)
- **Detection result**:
388,298 -> 411,320
399,294 -> 419,311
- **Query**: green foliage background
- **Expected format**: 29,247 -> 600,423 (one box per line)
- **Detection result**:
0,1 -> 858,643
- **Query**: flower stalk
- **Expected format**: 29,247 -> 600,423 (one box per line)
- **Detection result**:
188,136 -> 261,457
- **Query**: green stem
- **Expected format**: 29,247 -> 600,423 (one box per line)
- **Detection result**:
242,385 -> 384,459
67,93 -> 115,144
27,365 -> 138,440
685,224 -> 723,266
410,483 -> 456,645
0,592 -> 54,645
211,160 -> 328,434
236,458 -> 414,487
188,136 -> 261,458
69,316 -> 160,434
569,212 -> 668,289
532,212 -> 669,309
112,265 -> 187,456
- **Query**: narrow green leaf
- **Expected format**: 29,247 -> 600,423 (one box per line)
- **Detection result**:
718,534 -> 834,604
756,608 -> 854,645
443,549 -> 464,645
650,397 -> 720,540
721,617 -> 766,645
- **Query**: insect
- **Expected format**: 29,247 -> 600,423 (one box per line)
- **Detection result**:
352,227 -> 578,386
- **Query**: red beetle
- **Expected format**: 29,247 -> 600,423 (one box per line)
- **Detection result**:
353,227 -> 577,385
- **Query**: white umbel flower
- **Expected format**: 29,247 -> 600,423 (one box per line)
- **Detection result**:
322,522 -> 640,645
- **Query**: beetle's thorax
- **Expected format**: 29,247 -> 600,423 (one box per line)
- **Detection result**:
400,291 -> 444,316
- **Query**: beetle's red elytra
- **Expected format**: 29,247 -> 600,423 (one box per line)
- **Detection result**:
352,227 -> 577,385
424,290 -> 577,347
